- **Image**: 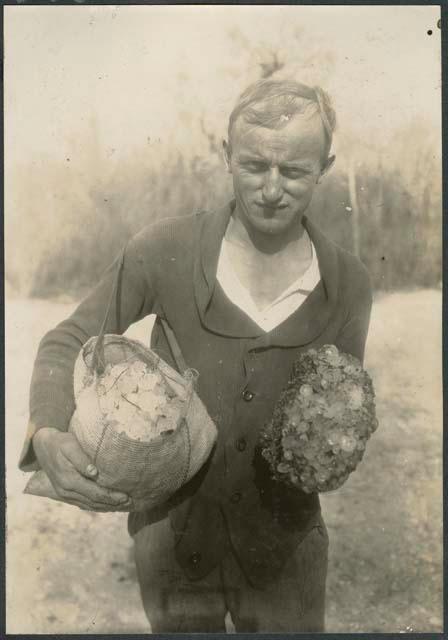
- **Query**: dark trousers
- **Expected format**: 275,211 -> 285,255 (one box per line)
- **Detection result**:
133,516 -> 329,633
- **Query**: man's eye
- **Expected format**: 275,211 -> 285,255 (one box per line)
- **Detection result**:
245,162 -> 267,173
282,168 -> 305,179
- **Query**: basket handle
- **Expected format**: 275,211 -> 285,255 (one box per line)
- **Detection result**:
159,317 -> 188,375
90,246 -> 188,377
90,250 -> 125,375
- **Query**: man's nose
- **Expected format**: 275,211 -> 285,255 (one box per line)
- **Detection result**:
262,168 -> 283,203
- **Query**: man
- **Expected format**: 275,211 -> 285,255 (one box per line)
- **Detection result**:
19,79 -> 372,632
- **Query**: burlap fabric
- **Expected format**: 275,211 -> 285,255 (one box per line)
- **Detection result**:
25,334 -> 217,511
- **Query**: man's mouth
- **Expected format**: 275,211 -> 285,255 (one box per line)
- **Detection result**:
255,202 -> 288,211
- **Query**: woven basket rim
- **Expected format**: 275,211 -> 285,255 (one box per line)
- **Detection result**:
81,333 -> 192,386
78,334 -> 197,444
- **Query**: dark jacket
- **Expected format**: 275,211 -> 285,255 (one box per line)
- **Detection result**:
20,202 -> 372,587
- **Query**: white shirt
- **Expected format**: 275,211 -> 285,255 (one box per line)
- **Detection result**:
216,232 -> 321,333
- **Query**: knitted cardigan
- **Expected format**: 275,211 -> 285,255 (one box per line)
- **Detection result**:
20,201 -> 372,587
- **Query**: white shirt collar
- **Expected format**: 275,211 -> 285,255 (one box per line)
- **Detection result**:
216,230 -> 321,332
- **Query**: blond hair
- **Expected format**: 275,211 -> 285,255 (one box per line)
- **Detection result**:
228,79 -> 336,164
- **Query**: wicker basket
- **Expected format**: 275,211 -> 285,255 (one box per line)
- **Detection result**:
25,334 -> 217,511
24,248 -> 217,511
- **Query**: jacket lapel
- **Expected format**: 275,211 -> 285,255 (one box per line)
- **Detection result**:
193,203 -> 340,346
193,202 -> 263,338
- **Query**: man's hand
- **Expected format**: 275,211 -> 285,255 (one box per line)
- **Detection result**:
33,427 -> 132,512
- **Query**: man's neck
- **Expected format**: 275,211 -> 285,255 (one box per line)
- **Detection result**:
222,209 -> 313,310
225,208 -> 307,258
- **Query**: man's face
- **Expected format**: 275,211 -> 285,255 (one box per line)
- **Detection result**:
225,113 -> 329,236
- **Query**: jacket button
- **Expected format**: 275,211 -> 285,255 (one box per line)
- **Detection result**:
189,552 -> 201,566
231,492 -> 242,503
242,389 -> 254,402
235,437 -> 247,452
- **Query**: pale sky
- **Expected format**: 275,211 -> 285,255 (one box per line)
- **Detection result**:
5,4 -> 441,169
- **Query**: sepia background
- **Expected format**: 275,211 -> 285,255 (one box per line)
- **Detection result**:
5,4 -> 442,633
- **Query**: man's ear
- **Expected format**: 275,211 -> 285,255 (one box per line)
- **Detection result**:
222,140 -> 232,173
321,154 -> 336,177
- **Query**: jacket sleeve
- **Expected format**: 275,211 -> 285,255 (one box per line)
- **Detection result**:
19,234 -> 156,471
334,261 -> 373,365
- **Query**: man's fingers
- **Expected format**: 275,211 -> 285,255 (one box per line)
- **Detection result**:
67,472 -> 130,506
62,496 -> 109,512
59,438 -> 98,479
50,436 -> 130,506
60,489 -> 131,512
66,499 -> 114,512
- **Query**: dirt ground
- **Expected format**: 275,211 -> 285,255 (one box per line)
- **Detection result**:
5,289 -> 443,633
